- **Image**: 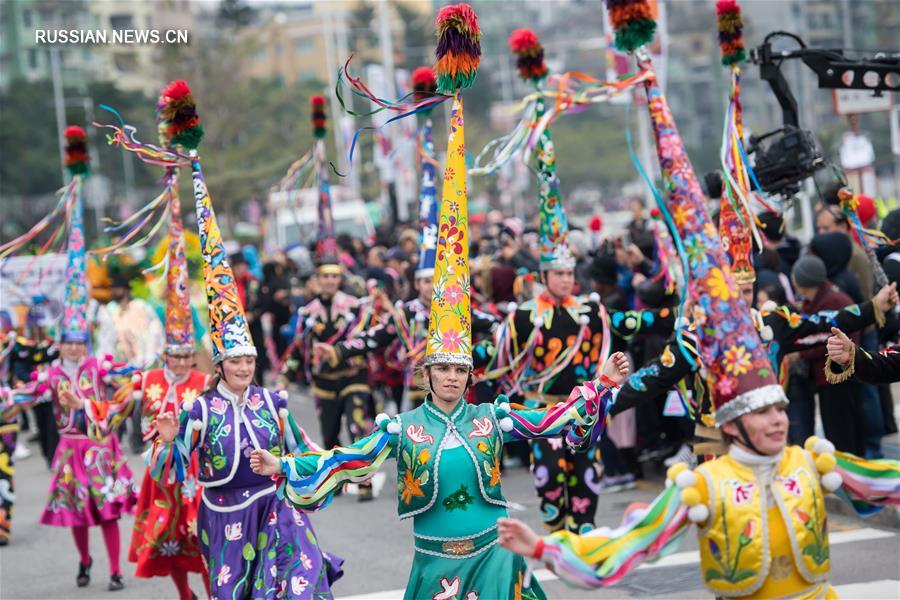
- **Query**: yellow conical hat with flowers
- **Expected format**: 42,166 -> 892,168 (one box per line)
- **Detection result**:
423,3 -> 481,369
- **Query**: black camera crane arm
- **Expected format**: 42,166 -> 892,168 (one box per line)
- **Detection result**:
749,31 -> 900,128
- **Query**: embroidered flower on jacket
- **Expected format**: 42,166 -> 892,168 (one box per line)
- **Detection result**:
210,398 -> 228,415
731,482 -> 755,506
245,392 -> 264,411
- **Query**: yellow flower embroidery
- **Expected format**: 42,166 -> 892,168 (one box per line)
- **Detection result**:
489,461 -> 501,487
400,470 -> 425,505
181,387 -> 199,405
145,383 -> 164,403
708,268 -> 735,301
724,345 -> 752,376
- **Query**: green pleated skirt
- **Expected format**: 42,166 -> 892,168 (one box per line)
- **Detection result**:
404,527 -> 546,600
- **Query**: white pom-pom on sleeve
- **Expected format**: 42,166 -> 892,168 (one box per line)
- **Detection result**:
499,417 -> 514,432
534,316 -> 545,329
131,373 -> 142,384
278,408 -> 290,419
688,504 -> 709,523
821,471 -> 842,492
191,420 -> 203,431
102,375 -> 112,384
579,314 -> 590,326
183,398 -> 195,411
133,390 -> 143,401
507,302 -> 518,313
814,438 -> 836,455
760,300 -> 778,312
37,371 -> 48,383
589,292 -> 601,304
276,390 -> 288,400
375,413 -> 390,428
102,360 -> 112,371
386,421 -> 401,435
499,402 -> 511,413
675,316 -> 691,329
759,326 -> 774,342
675,470 -> 697,489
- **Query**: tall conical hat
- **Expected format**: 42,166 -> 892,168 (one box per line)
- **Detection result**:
604,0 -> 784,424
60,126 -> 91,344
424,3 -> 481,369
163,176 -> 194,355
509,28 -> 575,271
158,80 -> 255,364
716,0 -> 755,286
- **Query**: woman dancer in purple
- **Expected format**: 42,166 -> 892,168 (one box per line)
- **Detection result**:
149,80 -> 342,598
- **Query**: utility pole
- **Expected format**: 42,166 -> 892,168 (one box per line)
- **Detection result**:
334,7 -> 360,196
377,0 -> 401,225
49,47 -> 67,185
322,11 -> 346,177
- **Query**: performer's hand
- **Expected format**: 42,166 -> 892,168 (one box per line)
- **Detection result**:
874,282 -> 899,313
497,518 -> 541,558
250,449 -> 280,476
59,389 -> 83,411
826,327 -> 854,365
156,412 -> 179,443
600,351 -> 630,387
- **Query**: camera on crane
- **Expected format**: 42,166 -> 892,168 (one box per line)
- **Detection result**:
746,126 -> 825,197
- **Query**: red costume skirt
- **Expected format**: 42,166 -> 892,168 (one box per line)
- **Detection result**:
128,453 -> 205,577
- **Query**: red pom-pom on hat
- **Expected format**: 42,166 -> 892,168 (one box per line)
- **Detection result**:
64,125 -> 86,139
857,194 -> 876,224
508,28 -> 539,53
715,0 -> 740,17
412,67 -> 436,87
161,79 -> 192,101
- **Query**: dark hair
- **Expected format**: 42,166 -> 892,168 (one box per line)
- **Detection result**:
202,371 -> 222,397
758,280 -> 788,306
